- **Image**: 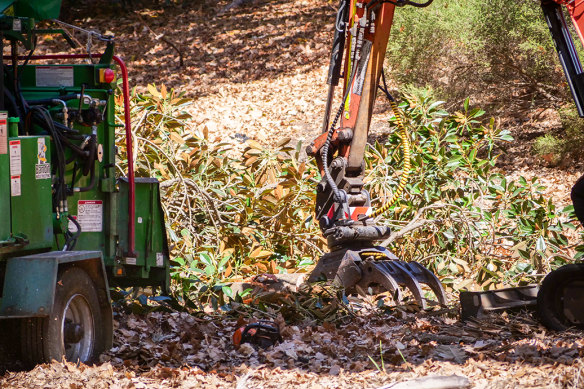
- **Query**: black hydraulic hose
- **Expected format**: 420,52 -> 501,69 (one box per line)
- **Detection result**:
3,88 -> 24,134
4,66 -> 28,127
378,0 -> 433,7
17,35 -> 37,85
55,121 -> 81,135
365,0 -> 382,10
327,0 -> 349,86
82,134 -> 97,176
64,215 -> 81,251
75,162 -> 97,193
321,19 -> 366,203
379,70 -> 395,102
30,106 -> 67,208
403,0 -> 433,7
57,133 -> 90,157
322,86 -> 352,202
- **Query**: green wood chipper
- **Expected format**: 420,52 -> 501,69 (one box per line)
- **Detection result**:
0,0 -> 170,365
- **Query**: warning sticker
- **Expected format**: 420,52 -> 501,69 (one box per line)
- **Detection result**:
9,140 -> 20,175
35,163 -> 51,180
35,138 -> 50,179
37,138 -> 47,164
125,257 -> 137,265
77,200 -> 103,232
10,176 -> 20,196
0,113 -> 7,155
36,66 -> 74,87
156,253 -> 164,267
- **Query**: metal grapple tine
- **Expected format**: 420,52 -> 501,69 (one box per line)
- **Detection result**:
400,261 -> 448,306
355,261 -> 403,303
384,261 -> 427,309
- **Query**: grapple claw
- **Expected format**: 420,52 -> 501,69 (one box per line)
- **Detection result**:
382,261 -> 427,307
356,261 -> 403,303
398,261 -> 448,305
310,247 -> 447,308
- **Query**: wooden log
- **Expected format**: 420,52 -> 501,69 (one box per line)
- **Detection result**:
377,375 -> 471,389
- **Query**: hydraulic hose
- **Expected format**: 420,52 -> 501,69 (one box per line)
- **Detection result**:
368,99 -> 411,219
322,93 -> 349,202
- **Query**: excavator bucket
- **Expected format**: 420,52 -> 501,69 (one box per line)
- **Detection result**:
309,247 -> 447,308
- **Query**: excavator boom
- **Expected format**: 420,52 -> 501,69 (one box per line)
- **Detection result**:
307,0 -> 446,308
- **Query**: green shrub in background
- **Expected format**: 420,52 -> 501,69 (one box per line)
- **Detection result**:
388,0 -> 564,105
533,105 -> 584,164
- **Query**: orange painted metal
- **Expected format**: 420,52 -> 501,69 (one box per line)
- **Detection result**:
344,2 -> 396,171
559,0 -> 584,46
312,0 -> 397,176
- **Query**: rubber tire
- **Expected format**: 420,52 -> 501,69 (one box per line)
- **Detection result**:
537,263 -> 584,331
21,266 -> 106,365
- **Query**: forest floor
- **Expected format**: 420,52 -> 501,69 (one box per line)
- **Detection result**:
1,0 -> 584,387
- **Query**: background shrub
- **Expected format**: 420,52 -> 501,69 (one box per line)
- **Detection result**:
387,0 -> 565,107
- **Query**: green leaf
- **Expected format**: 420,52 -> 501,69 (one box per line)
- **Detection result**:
536,236 -> 547,252
222,286 -> 233,299
200,252 -> 213,267
174,256 -> 185,266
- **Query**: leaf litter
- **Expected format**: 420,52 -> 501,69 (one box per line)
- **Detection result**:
2,303 -> 584,388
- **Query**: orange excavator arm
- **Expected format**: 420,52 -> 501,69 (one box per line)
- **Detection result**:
305,0 -> 448,309
308,0 -> 430,242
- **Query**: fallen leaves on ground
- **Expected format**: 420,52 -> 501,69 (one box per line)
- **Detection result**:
2,307 -> 583,388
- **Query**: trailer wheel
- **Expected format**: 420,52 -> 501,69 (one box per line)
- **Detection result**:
21,266 -> 106,365
537,263 -> 584,331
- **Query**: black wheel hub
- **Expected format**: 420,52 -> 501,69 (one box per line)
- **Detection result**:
64,319 -> 84,344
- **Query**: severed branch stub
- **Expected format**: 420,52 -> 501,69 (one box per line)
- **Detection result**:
380,204 -> 445,247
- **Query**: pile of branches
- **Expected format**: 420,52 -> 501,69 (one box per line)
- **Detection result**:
115,85 -> 580,306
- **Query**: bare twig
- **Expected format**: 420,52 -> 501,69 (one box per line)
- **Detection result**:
133,12 -> 184,66
380,204 -> 446,247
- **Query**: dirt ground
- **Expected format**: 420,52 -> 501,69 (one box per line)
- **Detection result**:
1,0 -> 584,387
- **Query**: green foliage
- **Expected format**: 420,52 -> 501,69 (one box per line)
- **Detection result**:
117,84 -> 579,307
368,92 -> 577,290
388,0 -> 563,102
533,133 -> 564,165
116,84 -> 322,306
